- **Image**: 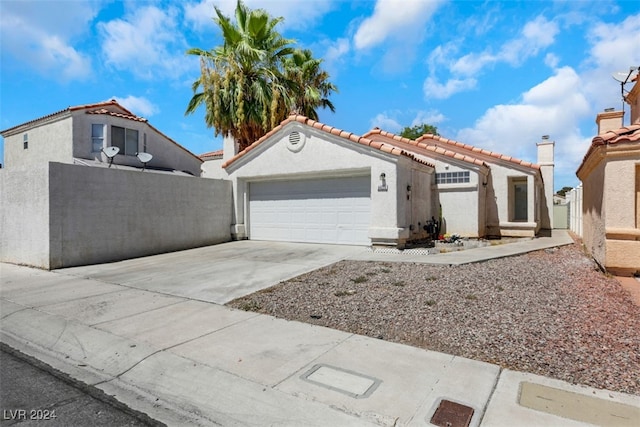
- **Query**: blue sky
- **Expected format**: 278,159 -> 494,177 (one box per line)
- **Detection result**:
1,0 -> 639,190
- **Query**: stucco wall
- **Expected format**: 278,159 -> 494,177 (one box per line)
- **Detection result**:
1,162 -> 232,269
3,115 -> 73,170
0,167 -> 51,268
201,158 -> 228,179
581,161 -> 607,268
73,112 -> 203,176
604,158 -> 636,229
226,124 -> 433,244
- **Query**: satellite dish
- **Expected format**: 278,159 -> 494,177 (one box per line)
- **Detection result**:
612,71 -> 631,83
136,152 -> 153,171
102,146 -> 120,168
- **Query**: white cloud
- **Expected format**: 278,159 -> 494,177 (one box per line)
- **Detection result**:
426,15 -> 559,99
353,0 -> 444,51
325,38 -> 350,64
455,67 -> 590,186
184,0 -> 335,31
99,5 -> 190,80
412,110 -> 446,127
370,113 -> 402,133
0,1 -> 98,81
544,53 -> 560,69
423,76 -> 477,99
113,95 -> 159,117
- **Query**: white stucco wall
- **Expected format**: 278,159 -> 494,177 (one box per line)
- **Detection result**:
201,158 -> 228,179
225,124 -> 433,245
1,162 -> 232,269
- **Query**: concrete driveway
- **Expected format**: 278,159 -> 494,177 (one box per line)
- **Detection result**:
55,240 -> 366,304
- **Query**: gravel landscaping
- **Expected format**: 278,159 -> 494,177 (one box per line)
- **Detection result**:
228,242 -> 640,396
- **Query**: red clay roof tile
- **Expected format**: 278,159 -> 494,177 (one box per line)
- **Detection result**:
222,115 -> 435,169
577,124 -> 640,175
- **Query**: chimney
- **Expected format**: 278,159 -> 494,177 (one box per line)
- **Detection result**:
537,135 -> 554,230
222,133 -> 239,163
596,108 -> 624,134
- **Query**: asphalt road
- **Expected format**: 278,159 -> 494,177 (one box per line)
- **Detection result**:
0,343 -> 164,427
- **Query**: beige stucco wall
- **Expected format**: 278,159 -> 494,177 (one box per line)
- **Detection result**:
3,110 -> 202,176
225,124 -> 434,246
72,111 -> 203,176
581,159 -> 607,268
3,115 -> 73,170
0,166 -> 51,268
1,162 -> 232,269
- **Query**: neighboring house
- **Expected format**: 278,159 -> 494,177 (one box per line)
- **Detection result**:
0,101 -> 231,269
1,99 -> 203,176
209,114 -> 553,247
576,77 -> 640,275
200,149 -> 225,179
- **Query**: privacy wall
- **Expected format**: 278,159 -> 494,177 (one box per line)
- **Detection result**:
1,163 -> 232,269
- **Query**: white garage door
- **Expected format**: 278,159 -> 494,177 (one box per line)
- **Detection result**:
249,175 -> 371,245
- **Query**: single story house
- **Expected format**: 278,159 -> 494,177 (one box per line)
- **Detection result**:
210,114 -> 554,247
576,77 -> 640,276
221,115 -> 436,247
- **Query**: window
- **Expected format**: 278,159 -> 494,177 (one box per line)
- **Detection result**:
512,178 -> 528,222
23,133 -> 28,149
436,171 -> 470,184
111,126 -> 138,156
91,124 -> 104,152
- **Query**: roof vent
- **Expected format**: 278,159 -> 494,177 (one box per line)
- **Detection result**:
541,135 -> 550,140
289,131 -> 301,145
604,107 -> 615,112
287,130 -> 306,152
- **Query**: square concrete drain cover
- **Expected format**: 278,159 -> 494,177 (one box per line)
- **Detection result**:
300,364 -> 381,399
430,399 -> 474,427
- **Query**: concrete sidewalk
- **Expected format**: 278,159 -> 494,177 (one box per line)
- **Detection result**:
349,230 -> 575,264
2,257 -> 639,426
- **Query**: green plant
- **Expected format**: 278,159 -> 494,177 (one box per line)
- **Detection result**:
350,276 -> 368,283
381,268 -> 392,273
465,294 -> 477,300
392,281 -> 405,287
425,299 -> 436,306
425,276 -> 437,281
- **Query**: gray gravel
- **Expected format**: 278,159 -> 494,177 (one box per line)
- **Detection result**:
228,243 -> 640,396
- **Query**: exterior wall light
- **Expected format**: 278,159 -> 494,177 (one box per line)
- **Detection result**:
378,173 -> 388,192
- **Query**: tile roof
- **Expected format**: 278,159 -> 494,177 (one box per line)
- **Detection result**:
222,115 -> 435,169
416,134 -> 540,170
363,128 -> 488,169
0,100 -> 134,135
85,108 -> 148,122
199,149 -> 224,160
0,99 -> 202,163
577,124 -> 640,175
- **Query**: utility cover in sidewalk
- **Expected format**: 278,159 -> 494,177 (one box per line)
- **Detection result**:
300,364 -> 381,399
430,399 -> 474,427
519,382 -> 640,427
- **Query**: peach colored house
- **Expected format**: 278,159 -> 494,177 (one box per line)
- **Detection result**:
576,75 -> 640,276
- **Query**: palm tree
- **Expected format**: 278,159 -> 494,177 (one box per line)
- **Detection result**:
186,0 -> 337,150
283,49 -> 338,120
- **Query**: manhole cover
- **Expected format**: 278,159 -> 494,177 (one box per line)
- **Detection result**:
430,399 -> 474,427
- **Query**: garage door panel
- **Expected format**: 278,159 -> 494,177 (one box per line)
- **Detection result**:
249,176 -> 371,245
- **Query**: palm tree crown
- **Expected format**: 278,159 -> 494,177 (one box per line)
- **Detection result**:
186,0 -> 338,150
